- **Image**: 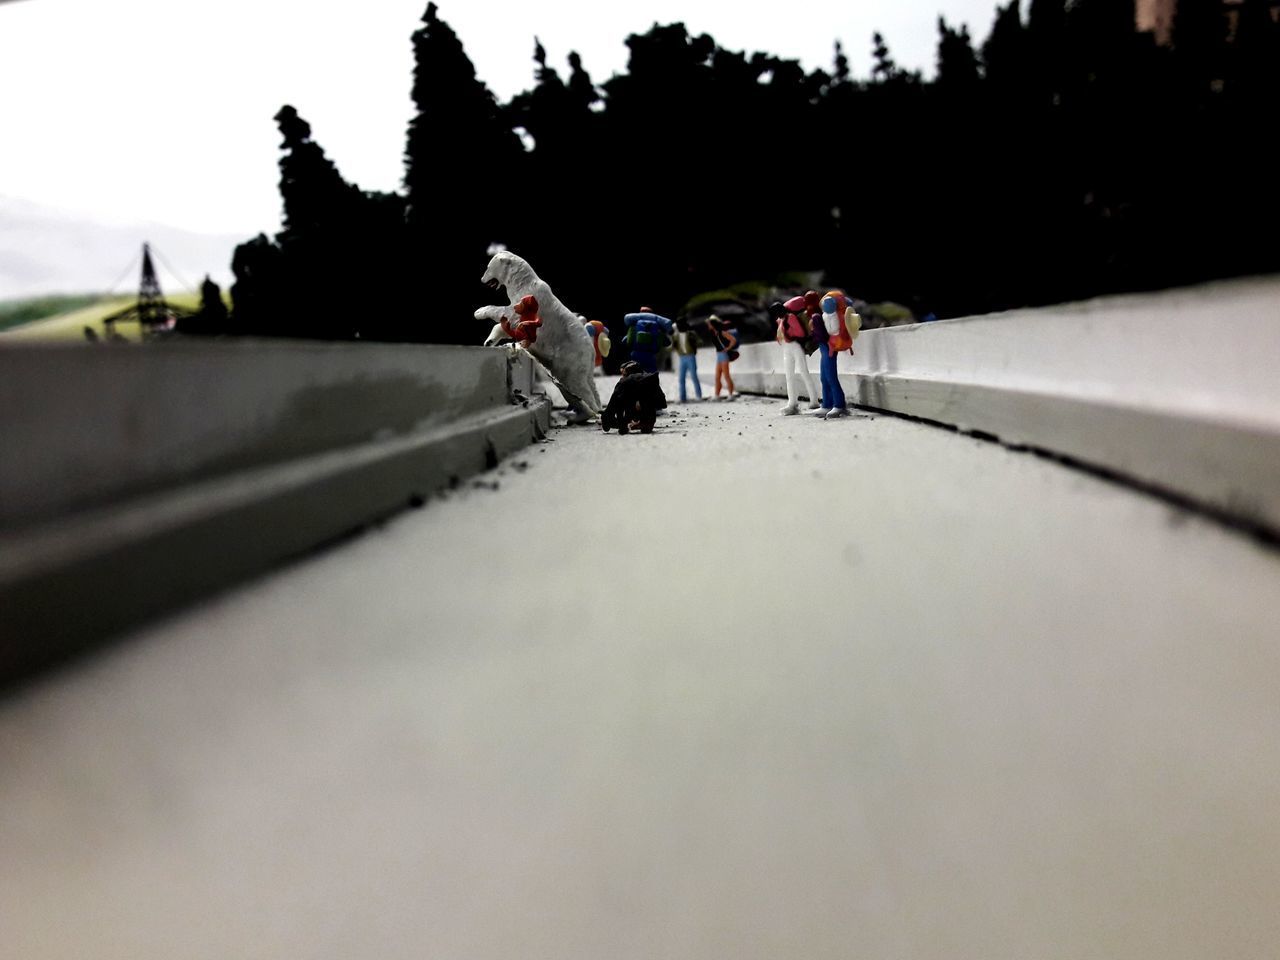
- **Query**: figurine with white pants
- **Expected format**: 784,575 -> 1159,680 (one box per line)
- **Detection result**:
768,300 -> 820,415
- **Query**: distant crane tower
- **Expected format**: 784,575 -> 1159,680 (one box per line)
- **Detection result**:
136,243 -> 166,328
102,242 -> 193,338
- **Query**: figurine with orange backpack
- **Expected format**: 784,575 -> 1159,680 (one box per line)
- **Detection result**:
582,317 -> 611,372
815,289 -> 860,419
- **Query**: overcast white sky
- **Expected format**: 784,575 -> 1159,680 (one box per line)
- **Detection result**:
0,0 -> 1000,240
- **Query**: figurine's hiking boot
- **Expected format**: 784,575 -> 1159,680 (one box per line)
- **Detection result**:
781,402 -> 799,415
824,407 -> 848,420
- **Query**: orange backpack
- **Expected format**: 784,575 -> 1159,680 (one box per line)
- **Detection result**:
823,290 -> 860,355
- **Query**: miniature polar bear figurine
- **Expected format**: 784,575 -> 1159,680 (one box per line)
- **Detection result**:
477,251 -> 602,422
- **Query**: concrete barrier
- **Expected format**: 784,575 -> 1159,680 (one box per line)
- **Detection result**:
0,340 -> 550,683
712,276 -> 1280,535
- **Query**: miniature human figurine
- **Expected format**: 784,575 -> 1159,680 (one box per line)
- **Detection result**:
769,300 -> 820,415
622,307 -> 673,374
785,291 -> 827,412
815,289 -> 861,419
583,317 -> 611,370
499,294 -> 543,345
705,314 -> 739,400
479,251 -> 601,422
672,318 -> 703,403
601,360 -> 668,434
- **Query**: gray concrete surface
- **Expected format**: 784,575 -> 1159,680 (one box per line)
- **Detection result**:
0,344 -> 548,681
0,341 -> 538,530
3,374 -> 1279,959
720,276 -> 1280,533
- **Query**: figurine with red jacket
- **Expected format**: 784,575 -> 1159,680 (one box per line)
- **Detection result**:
499,295 -> 543,346
770,297 -> 821,415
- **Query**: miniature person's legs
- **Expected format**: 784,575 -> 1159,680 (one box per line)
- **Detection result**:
782,342 -> 816,413
714,360 -> 725,397
828,357 -> 846,409
797,349 -> 820,408
688,356 -> 702,399
633,351 -> 658,374
818,350 -> 839,411
677,354 -> 695,402
724,363 -> 736,399
820,350 -> 847,418
782,344 -> 800,413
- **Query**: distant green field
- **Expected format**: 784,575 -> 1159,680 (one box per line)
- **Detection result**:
1,292 -> 205,342
0,294 -> 113,333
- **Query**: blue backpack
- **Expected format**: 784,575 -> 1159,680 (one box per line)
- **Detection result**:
627,317 -> 668,353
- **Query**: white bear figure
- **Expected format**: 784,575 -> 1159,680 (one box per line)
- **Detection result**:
479,252 -> 602,422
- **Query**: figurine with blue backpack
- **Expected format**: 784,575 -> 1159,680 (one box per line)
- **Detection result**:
622,307 -> 673,374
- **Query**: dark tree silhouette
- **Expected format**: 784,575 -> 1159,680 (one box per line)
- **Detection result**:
982,2 -> 1028,96
403,2 -> 524,335
505,38 -> 599,293
870,32 -> 899,84
228,233 -> 285,335
935,18 -> 982,93
177,275 -> 228,335
231,106 -> 406,339
223,3 -> 1280,343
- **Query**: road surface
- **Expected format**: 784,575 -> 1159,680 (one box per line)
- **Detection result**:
3,374 -> 1278,959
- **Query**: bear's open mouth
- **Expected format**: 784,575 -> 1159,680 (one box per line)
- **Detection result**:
485,277 -> 501,290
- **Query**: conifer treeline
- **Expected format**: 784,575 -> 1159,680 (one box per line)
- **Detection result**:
216,0 -> 1280,342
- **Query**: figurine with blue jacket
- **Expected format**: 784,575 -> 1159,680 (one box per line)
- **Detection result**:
622,307 -> 673,373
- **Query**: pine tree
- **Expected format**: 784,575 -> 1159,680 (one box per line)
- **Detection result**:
982,1 -> 1027,91
229,233 -> 285,335
190,275 -> 228,335
403,1 -> 523,322
936,17 -> 982,93
566,51 -> 600,113
871,32 -> 898,84
833,40 -> 851,85
275,105 -> 366,245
